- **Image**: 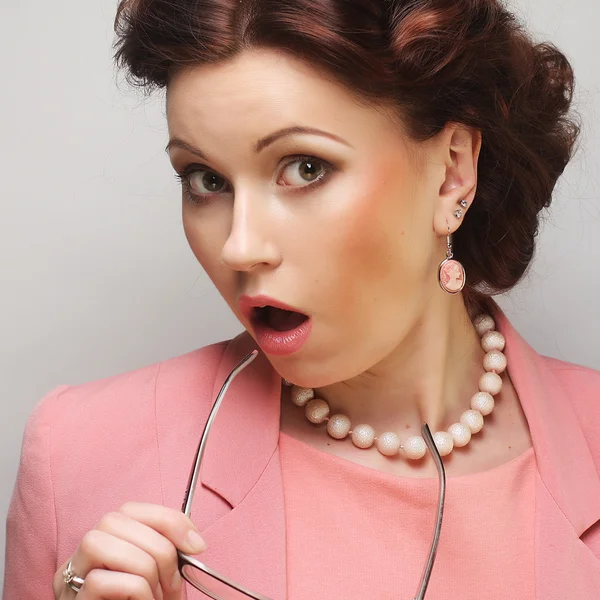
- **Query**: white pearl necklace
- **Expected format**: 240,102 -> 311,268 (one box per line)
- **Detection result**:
282,314 -> 507,460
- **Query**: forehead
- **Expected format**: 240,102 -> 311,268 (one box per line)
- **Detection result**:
165,48 -> 399,147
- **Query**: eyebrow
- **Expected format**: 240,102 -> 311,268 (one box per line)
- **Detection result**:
164,126 -> 352,160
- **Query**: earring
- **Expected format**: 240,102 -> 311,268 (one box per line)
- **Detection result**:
454,199 -> 468,219
438,223 -> 466,294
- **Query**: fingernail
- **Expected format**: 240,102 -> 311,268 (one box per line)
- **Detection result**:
171,569 -> 182,590
186,529 -> 207,552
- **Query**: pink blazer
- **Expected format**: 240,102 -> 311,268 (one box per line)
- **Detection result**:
4,302 -> 600,599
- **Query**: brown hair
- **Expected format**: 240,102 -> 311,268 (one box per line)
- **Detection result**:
113,0 -> 580,310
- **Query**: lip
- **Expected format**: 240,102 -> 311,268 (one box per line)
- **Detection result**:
250,315 -> 313,356
238,294 -> 308,321
238,294 -> 312,356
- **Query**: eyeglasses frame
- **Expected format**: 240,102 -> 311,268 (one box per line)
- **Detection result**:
176,348 -> 446,600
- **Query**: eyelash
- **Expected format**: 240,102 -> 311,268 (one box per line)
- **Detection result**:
173,155 -> 334,206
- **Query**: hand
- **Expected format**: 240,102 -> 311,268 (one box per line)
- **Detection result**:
52,502 -> 207,600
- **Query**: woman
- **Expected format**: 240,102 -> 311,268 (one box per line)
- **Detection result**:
4,0 -> 600,598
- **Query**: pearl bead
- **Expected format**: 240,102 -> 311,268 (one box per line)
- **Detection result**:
376,432 -> 401,456
460,409 -> 484,433
473,314 -> 495,336
433,431 -> 454,456
471,391 -> 495,415
351,424 -> 376,449
481,330 -> 506,353
305,399 -> 329,424
402,436 -> 427,459
483,350 -> 507,373
448,422 -> 472,447
327,414 -> 351,439
291,386 -> 314,407
479,371 -> 503,396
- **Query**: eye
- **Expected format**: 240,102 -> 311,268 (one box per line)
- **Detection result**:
278,156 -> 328,187
174,165 -> 232,205
187,169 -> 230,195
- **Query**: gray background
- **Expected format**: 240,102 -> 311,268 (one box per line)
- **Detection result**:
1,0 -> 599,587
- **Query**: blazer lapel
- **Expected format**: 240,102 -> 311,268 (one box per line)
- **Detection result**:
493,302 -> 600,596
190,331 -> 286,600
534,475 -> 600,598
186,449 -> 287,600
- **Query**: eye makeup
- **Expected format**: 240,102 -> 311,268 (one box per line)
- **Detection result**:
173,155 -> 336,205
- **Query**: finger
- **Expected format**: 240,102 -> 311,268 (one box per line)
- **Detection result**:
95,511 -> 181,599
70,529 -> 162,600
117,502 -> 207,554
77,569 -> 154,600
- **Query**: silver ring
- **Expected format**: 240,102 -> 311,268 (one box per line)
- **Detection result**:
62,560 -> 85,593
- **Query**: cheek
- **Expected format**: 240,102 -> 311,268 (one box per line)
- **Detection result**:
335,195 -> 393,280
330,183 -> 424,287
183,212 -> 210,264
182,210 -> 230,287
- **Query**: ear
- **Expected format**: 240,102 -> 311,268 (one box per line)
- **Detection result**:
432,123 -> 482,236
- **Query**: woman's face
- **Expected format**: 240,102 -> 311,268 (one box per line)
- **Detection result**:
166,48 -> 456,387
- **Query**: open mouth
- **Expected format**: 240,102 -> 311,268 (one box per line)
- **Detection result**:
251,306 -> 309,332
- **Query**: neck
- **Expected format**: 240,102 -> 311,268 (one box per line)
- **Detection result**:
313,293 -> 488,434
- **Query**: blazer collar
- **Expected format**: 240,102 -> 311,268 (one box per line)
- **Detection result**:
492,300 -> 600,537
200,331 -> 282,508
201,299 -> 600,536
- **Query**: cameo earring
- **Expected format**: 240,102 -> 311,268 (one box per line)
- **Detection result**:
438,219 -> 467,295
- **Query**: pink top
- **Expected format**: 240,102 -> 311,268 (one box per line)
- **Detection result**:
279,431 -> 537,599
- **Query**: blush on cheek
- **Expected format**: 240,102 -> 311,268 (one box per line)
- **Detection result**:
337,189 -> 402,282
331,178 -> 431,320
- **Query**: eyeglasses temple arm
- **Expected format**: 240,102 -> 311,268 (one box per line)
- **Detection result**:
181,349 -> 259,518
413,423 -> 446,600
180,351 -> 446,600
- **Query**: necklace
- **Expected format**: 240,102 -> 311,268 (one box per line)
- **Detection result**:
282,313 -> 506,460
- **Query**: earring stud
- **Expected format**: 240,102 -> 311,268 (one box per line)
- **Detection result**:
454,209 -> 463,219
460,199 -> 468,208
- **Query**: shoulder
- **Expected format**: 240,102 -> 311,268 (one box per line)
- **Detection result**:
542,354 -> 600,405
11,339 -> 235,565
28,338 -> 232,441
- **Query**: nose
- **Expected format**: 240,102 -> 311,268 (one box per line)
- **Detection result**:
220,191 -> 281,271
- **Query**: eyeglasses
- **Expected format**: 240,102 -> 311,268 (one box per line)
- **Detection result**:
177,349 -> 447,600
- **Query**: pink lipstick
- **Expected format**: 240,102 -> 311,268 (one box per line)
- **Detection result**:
239,294 -> 312,356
